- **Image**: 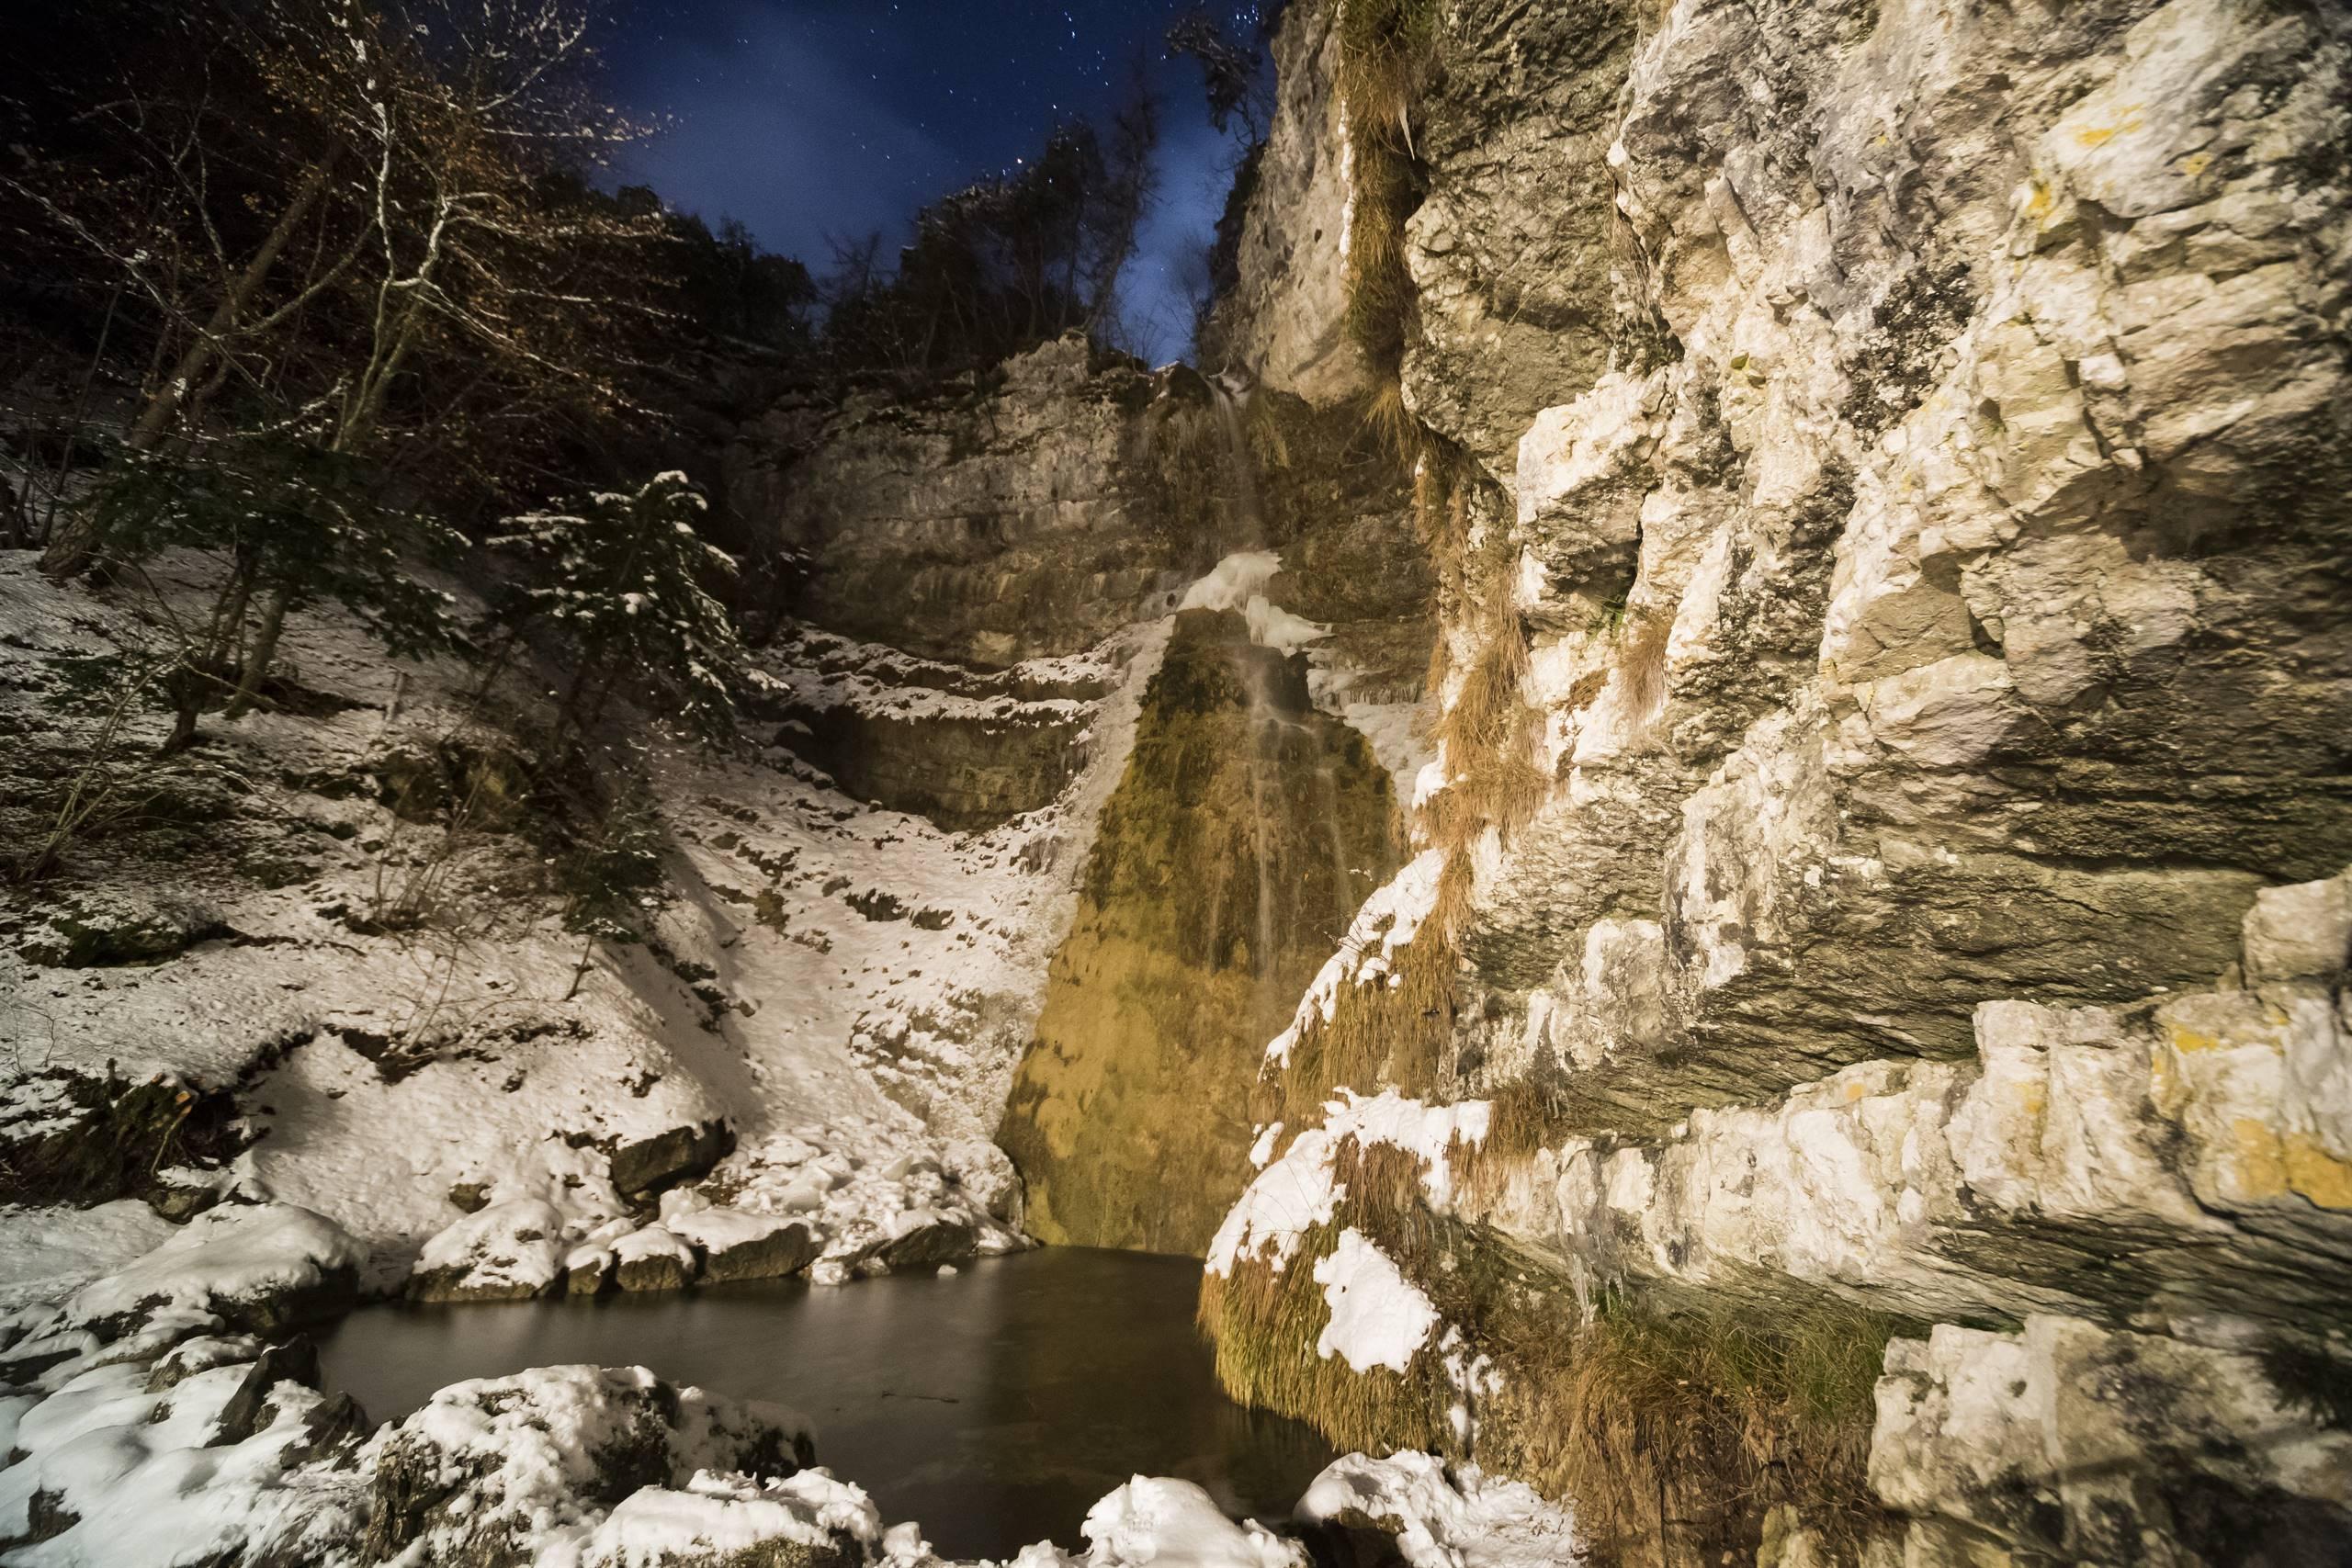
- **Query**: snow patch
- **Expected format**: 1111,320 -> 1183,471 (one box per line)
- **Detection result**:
1266,851 -> 1449,1067
1206,1090 -> 1489,1277
1313,1228 -> 1438,1373
1180,551 -> 1329,653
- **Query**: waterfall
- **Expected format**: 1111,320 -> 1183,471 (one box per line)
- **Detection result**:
1210,372 -> 1268,550
1208,374 -> 1283,981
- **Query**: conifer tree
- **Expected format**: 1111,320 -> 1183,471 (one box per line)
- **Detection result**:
494,471 -> 756,754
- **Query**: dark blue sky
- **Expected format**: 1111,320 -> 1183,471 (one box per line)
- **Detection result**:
601,2 -> 1261,363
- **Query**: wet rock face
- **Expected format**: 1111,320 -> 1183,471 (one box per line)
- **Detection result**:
1402,0 -> 1638,477
999,610 -> 1408,1254
1873,1316 -> 2352,1567
1452,0 -> 2352,1130
773,704 -> 1083,833
1200,4 -> 1366,401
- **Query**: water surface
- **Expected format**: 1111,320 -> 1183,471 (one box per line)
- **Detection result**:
317,1247 -> 1333,1558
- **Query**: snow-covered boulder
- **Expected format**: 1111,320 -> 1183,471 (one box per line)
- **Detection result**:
557,1468 -> 889,1568
1078,1477 -> 1307,1568
0,1202 -> 360,1382
614,1225 -> 699,1292
1297,1453 -> 1581,1568
360,1365 -> 815,1568
860,1210 -> 978,1274
663,1196 -> 821,1284
611,1120 -> 734,1199
408,1198 -> 571,1303
0,1344 -> 372,1564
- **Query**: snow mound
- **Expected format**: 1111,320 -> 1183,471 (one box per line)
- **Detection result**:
1299,1452 -> 1582,1567
0,1354 -> 368,1566
1080,1476 -> 1308,1568
0,1201 -> 177,1314
365,1365 -> 816,1565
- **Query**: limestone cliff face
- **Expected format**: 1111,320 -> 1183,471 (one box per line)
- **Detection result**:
1201,0 -> 2352,1561
729,336 -> 1211,669
726,336 -> 1437,1250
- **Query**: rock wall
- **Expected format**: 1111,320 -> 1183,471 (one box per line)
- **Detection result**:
729,336 -> 1213,670
998,610 -> 1406,1254
1198,0 -> 2352,1561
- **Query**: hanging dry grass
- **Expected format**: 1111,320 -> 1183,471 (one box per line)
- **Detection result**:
1336,0 -> 1443,395
1478,1289 -> 1902,1565
1197,1230 -> 1453,1457
1445,1075 -> 1570,1210
1618,609 -> 1674,723
1266,923 -> 1460,1130
1361,378 -> 1421,468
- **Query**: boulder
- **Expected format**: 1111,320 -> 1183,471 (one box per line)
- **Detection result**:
359,1366 -> 814,1568
669,1209 -> 822,1285
610,1121 -> 733,1200
868,1214 -> 978,1273
572,1470 -> 887,1568
613,1225 -> 699,1292
408,1199 -> 566,1303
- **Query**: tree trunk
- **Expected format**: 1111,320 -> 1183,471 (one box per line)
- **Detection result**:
128,157 -> 337,452
564,931 -> 595,1001
41,158 -> 337,579
221,584 -> 289,719
162,668 -> 204,753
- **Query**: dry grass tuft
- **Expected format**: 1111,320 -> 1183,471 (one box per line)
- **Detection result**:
1269,923 -> 1460,1127
1445,1075 -> 1568,1210
1480,1289 -> 1902,1565
1423,591 -> 1546,867
1197,1236 -> 1453,1457
1618,609 -> 1674,722
1329,1133 -> 1431,1218
1360,379 -> 1420,468
1336,0 -> 1442,388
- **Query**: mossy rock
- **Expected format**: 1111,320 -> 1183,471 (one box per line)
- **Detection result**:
0,1071 -> 243,1206
998,611 -> 1407,1254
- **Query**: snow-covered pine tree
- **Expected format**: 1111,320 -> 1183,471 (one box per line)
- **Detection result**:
494,471 -> 757,754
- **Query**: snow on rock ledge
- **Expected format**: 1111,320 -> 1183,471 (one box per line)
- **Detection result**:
1299,1451 -> 1581,1568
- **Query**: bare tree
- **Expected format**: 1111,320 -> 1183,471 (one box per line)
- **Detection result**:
20,0 -> 668,576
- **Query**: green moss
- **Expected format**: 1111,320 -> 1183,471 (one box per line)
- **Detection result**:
998,611 -> 1407,1254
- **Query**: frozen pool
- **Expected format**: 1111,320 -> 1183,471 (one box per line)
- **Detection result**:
315,1246 -> 1333,1558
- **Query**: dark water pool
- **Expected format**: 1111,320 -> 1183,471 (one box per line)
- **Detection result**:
315,1247 -> 1334,1559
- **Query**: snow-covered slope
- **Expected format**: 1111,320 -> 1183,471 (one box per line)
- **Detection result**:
0,545 -> 1168,1289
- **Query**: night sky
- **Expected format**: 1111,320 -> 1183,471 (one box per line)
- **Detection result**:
602,1 -> 1261,364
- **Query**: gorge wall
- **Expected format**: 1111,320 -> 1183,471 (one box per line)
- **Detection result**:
1173,0 -> 2352,1562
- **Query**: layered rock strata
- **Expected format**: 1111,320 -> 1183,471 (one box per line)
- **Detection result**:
1193,0 -> 2352,1560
